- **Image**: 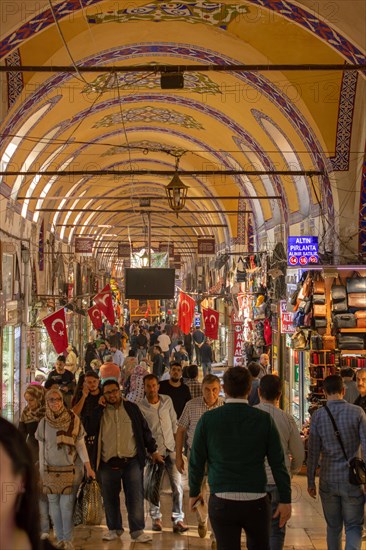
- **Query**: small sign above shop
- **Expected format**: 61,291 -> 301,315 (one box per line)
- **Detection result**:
287,236 -> 318,266
197,238 -> 215,255
75,238 -> 93,255
118,243 -> 131,258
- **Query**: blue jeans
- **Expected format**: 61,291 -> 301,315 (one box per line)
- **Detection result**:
149,454 -> 184,523
99,458 -> 145,538
202,362 -> 212,377
266,485 -> 285,550
47,490 -> 77,542
319,479 -> 364,550
40,494 -> 50,535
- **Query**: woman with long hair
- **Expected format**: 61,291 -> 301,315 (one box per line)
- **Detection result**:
19,384 -> 51,540
36,389 -> 95,550
0,417 -> 55,549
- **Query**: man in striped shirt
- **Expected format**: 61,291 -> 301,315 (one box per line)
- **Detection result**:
307,374 -> 366,550
176,374 -> 224,546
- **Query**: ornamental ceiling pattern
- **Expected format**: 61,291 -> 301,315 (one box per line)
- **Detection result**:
101,141 -> 186,157
87,1 -> 249,28
92,106 -> 205,129
83,71 -> 221,95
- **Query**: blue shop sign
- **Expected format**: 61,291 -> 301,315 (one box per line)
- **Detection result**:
287,236 -> 318,266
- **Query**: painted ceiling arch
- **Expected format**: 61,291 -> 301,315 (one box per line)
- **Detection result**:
0,0 -> 364,263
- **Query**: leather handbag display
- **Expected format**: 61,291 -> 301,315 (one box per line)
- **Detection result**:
348,293 -> 366,309
331,300 -> 348,314
323,335 -> 336,351
331,277 -> 347,302
291,329 -> 307,350
311,334 -> 323,350
337,334 -> 365,350
313,294 -> 326,305
355,311 -> 366,328
346,272 -> 366,294
313,304 -> 326,317
333,313 -> 356,329
313,273 -> 325,294
313,318 -> 327,329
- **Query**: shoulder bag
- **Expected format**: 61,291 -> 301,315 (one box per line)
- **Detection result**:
346,272 -> 366,294
324,406 -> 366,485
331,276 -> 347,302
42,419 -> 76,495
313,273 -> 325,294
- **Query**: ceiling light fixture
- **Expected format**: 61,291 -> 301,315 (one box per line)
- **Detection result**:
165,157 -> 189,215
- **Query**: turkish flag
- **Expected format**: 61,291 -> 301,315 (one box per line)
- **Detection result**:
93,284 -> 115,325
88,305 -> 103,330
202,307 -> 219,340
177,291 -> 195,334
42,308 -> 68,354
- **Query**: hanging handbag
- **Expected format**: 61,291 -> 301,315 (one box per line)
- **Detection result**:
323,335 -> 336,351
291,329 -> 307,350
236,257 -> 247,283
313,318 -> 327,329
313,304 -> 326,317
333,313 -> 356,329
298,272 -> 312,300
313,273 -> 325,294
331,300 -> 348,314
293,308 -> 305,327
324,406 -> 366,485
313,294 -> 326,305
311,334 -> 323,350
346,272 -> 366,294
331,277 -> 347,302
348,294 -> 366,309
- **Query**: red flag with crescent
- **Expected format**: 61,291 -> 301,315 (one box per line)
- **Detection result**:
178,291 -> 195,334
202,307 -> 219,340
42,308 -> 68,354
88,305 -> 103,330
93,284 -> 115,325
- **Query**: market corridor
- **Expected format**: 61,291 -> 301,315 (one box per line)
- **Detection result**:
69,474 -> 330,550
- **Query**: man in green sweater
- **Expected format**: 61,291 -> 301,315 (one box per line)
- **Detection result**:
189,367 -> 291,550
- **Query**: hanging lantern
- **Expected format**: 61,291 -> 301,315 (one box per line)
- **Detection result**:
165,172 -> 189,213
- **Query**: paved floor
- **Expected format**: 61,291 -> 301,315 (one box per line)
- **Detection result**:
67,473 -> 357,550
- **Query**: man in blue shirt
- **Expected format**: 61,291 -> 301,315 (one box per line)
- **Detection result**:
307,375 -> 366,550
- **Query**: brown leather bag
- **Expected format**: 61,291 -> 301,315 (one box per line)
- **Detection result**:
313,304 -> 326,317
323,335 -> 336,351
348,294 -> 366,309
313,273 -> 325,294
355,311 -> 366,328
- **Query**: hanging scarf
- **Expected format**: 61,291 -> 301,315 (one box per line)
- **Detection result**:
20,384 -> 46,423
45,389 -> 80,454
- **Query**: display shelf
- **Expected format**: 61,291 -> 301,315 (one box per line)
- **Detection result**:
338,328 -> 366,333
340,350 -> 366,354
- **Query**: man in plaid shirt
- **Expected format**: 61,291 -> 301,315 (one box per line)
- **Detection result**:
307,375 -> 366,550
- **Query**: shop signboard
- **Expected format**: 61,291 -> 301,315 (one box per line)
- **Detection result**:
159,243 -> 174,256
287,236 -> 318,266
29,328 -> 38,373
233,321 -> 245,366
280,300 -> 295,333
118,243 -> 130,258
129,299 -> 160,320
197,238 -> 215,255
75,238 -> 93,255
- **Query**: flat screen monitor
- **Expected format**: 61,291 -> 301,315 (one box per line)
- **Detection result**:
125,268 -> 176,299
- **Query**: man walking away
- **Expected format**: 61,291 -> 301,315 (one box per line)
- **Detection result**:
307,374 -> 366,550
247,362 -> 261,406
200,339 -> 214,376
340,368 -> 359,404
256,375 -> 304,550
138,374 -> 188,534
189,367 -> 291,550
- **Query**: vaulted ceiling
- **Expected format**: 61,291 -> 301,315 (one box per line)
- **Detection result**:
0,0 -> 365,267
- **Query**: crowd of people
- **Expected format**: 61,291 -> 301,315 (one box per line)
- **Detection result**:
1,318 -> 366,550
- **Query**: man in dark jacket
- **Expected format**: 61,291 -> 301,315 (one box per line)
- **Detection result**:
94,379 -> 159,544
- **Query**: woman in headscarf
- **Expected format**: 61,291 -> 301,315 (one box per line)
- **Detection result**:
19,384 -> 51,541
36,389 -> 95,550
125,361 -> 150,403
